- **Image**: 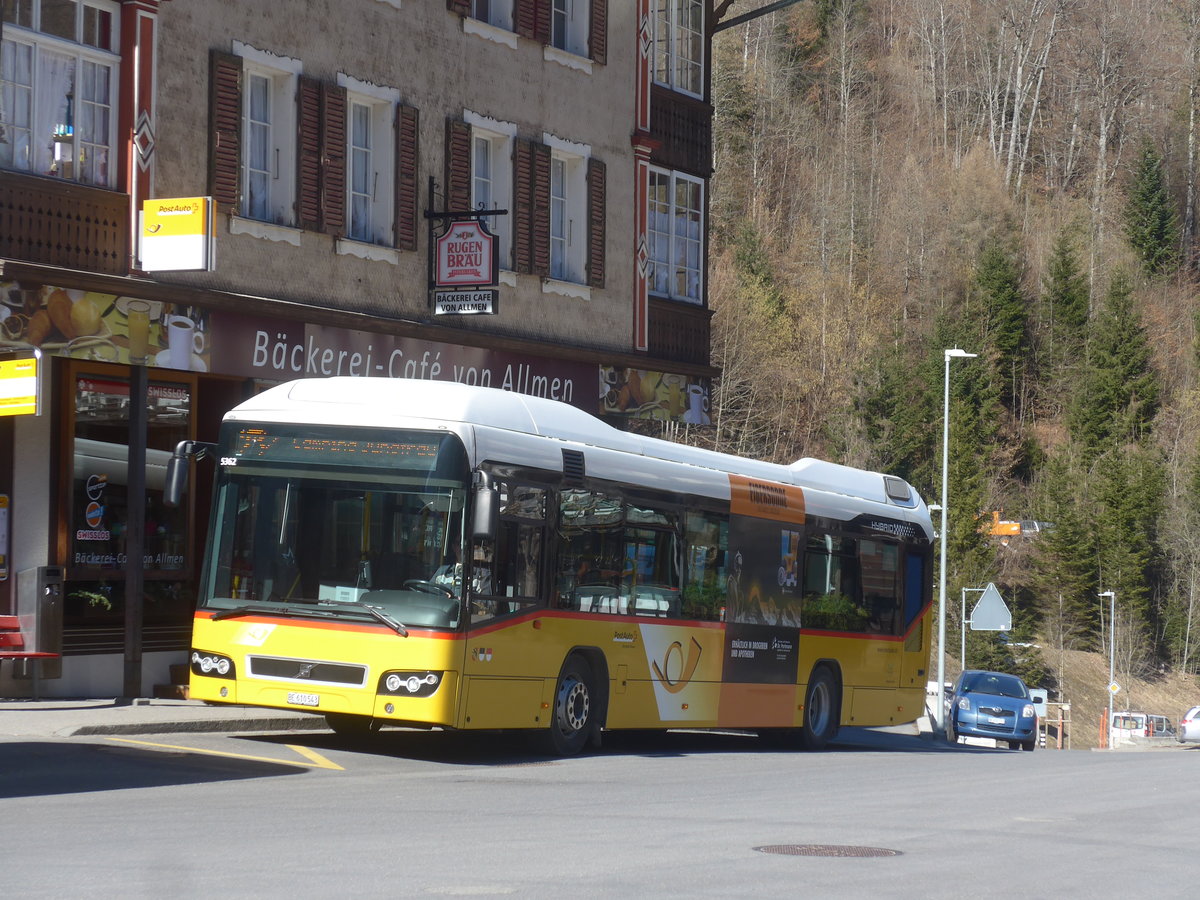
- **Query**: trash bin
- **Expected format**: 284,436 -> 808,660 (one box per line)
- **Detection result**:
15,566 -> 63,680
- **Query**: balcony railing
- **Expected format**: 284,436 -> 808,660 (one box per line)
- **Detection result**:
650,86 -> 713,176
648,297 -> 711,366
0,172 -> 130,275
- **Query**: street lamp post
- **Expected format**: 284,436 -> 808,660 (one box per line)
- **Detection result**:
1100,590 -> 1115,748
936,348 -> 977,734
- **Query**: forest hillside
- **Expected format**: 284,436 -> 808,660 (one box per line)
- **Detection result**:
699,0 -> 1200,701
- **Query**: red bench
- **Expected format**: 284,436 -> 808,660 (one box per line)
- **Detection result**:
0,615 -> 59,661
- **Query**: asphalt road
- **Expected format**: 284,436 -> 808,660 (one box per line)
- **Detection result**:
0,726 -> 1193,899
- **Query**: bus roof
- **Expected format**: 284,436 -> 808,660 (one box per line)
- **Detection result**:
230,378 -> 929,531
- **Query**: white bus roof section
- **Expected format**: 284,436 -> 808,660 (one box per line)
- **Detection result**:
230,378 -> 930,533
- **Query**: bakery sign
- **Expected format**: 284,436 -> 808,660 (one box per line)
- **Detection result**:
432,219 -> 498,315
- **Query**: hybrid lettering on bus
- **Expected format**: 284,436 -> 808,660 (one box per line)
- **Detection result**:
169,378 -> 934,754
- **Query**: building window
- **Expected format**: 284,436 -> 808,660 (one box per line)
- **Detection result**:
652,0 -> 702,97
471,0 -> 513,30
0,0 -> 118,186
551,0 -> 588,56
549,148 -> 586,283
349,102 -> 372,241
471,126 -> 513,270
239,51 -> 298,225
648,167 -> 703,302
340,79 -> 397,247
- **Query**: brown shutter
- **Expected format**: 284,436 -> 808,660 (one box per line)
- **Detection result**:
394,105 -> 420,252
531,140 -> 551,277
446,0 -> 470,15
320,82 -> 347,235
445,118 -> 471,213
296,76 -> 321,231
586,157 -> 606,287
515,0 -> 551,44
589,0 -> 607,64
513,138 -> 533,274
208,50 -> 242,211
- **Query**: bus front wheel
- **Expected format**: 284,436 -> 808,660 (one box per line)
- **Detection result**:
543,657 -> 595,756
799,666 -> 839,751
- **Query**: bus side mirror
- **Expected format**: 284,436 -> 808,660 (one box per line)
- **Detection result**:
472,483 -> 498,540
164,455 -> 188,508
163,440 -> 217,508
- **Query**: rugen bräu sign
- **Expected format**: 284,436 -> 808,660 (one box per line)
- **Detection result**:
434,219 -> 496,288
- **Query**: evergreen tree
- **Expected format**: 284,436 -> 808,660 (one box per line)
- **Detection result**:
1041,227 -> 1089,366
1067,272 -> 1159,460
975,242 -> 1028,407
1094,446 -> 1165,642
1124,141 -> 1181,276
1031,453 -> 1101,649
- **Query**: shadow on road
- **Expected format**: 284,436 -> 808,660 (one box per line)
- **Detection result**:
244,722 -> 954,765
0,740 -> 304,799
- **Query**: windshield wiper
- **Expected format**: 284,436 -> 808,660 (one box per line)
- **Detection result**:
359,604 -> 409,637
210,599 -> 409,636
211,603 -> 337,622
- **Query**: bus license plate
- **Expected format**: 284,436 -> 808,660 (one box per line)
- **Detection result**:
287,691 -> 320,707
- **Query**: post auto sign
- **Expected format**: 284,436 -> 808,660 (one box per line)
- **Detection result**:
435,220 -> 495,288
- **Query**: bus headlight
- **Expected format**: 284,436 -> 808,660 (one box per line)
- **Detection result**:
379,670 -> 441,698
191,649 -> 236,679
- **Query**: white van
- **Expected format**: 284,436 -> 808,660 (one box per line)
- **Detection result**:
1109,711 -> 1149,746
1110,711 -> 1175,746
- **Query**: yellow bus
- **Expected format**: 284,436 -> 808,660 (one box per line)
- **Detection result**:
169,377 -> 934,755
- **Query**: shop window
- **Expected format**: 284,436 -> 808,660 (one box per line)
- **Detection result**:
71,375 -> 191,577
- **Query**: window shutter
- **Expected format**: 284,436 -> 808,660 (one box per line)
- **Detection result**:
586,157 -> 606,288
531,141 -> 551,277
208,50 -> 242,211
446,0 -> 470,15
513,138 -> 534,274
320,82 -> 347,235
296,76 -> 321,231
516,0 -> 551,44
394,104 -> 420,252
445,118 -> 471,212
589,0 -> 607,65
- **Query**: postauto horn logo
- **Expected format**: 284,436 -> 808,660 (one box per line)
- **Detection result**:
651,637 -> 703,694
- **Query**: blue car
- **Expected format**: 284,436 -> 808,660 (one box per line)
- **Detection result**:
945,669 -> 1038,751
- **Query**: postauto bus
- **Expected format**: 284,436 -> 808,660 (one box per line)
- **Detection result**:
167,377 -> 934,755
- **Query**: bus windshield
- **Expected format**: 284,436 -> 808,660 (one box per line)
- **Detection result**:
200,423 -> 471,631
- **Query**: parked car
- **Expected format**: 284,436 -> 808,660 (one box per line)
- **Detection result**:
944,669 -> 1038,751
1110,711 -> 1176,746
1179,706 -> 1200,744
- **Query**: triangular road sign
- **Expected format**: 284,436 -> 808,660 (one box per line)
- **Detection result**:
970,582 -> 1012,631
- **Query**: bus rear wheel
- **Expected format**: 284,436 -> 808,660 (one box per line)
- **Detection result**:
325,712 -> 379,738
543,657 -> 595,756
799,666 -> 839,751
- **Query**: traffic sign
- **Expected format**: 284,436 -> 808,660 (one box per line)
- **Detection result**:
969,582 -> 1012,631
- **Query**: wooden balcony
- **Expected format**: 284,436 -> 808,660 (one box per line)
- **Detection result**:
650,86 -> 713,176
0,172 -> 130,275
648,297 -> 712,366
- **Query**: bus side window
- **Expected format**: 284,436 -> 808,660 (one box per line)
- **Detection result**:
682,511 -> 727,621
473,483 -> 546,621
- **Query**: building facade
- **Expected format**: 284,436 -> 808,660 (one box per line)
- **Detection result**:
0,0 -> 717,697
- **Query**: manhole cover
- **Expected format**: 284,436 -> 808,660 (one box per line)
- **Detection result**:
754,844 -> 901,858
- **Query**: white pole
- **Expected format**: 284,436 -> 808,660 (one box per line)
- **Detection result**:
1101,590 -> 1116,748
937,349 -> 975,734
937,354 -> 950,731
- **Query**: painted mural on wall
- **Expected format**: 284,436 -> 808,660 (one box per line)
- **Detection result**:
0,282 -> 211,372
